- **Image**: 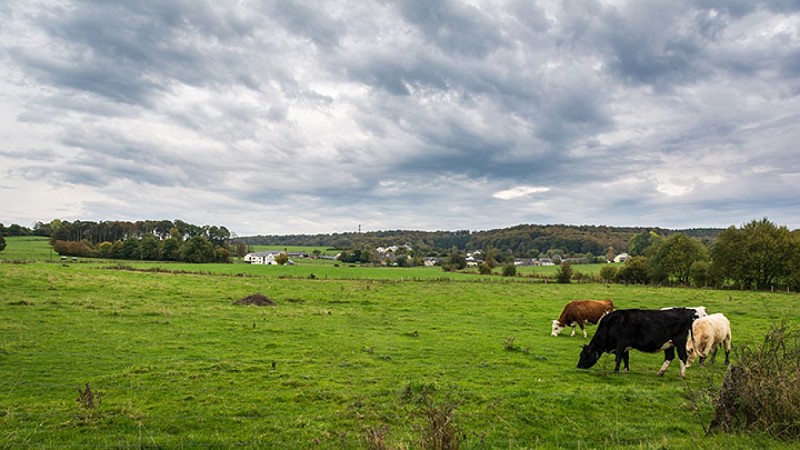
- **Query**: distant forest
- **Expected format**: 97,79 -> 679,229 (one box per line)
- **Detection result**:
233,224 -> 724,258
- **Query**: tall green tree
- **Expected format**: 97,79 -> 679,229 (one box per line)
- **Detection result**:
443,248 -> 466,271
140,234 -> 161,260
649,233 -> 708,285
712,218 -> 797,290
628,231 -> 663,256
121,237 -> 141,260
160,237 -> 182,261
180,236 -> 216,263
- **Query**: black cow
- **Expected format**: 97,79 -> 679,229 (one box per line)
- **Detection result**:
577,308 -> 697,378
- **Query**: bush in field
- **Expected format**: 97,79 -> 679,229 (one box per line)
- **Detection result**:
52,239 -> 97,258
502,263 -> 516,277
599,264 -> 617,282
616,256 -> 650,284
0,235 -> 6,252
478,262 -> 492,275
215,247 -> 232,263
556,262 -> 572,283
442,249 -> 466,272
708,322 -> 800,439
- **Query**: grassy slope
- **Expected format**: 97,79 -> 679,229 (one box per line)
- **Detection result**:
0,235 -> 54,261
1,237 -> 796,448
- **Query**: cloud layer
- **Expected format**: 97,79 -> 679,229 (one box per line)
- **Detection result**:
2,0 -> 799,235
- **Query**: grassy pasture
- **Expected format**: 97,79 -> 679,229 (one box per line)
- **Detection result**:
1,238 -> 798,448
0,235 -> 54,261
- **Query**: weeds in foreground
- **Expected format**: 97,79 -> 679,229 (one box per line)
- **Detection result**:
687,321 -> 800,440
365,424 -> 390,450
360,384 -> 462,449
76,383 -> 101,410
418,400 -> 461,450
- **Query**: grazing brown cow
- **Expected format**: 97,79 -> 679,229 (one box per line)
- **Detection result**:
551,300 -> 614,338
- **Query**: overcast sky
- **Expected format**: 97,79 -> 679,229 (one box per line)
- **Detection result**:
2,0 -> 799,236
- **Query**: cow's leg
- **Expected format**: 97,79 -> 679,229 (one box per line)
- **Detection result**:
570,324 -> 576,337
614,345 -> 629,373
699,356 -> 706,367
622,351 -> 630,372
579,321 -> 587,339
675,340 -> 689,379
657,348 -> 675,376
723,335 -> 731,365
709,345 -> 718,365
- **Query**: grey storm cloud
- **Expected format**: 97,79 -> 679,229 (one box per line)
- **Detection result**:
1,0 -> 800,235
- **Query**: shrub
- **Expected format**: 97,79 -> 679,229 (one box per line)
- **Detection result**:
708,322 -> 800,439
599,265 -> 617,282
501,263 -> 516,277
616,256 -> 650,284
556,262 -> 572,284
478,262 -> 492,275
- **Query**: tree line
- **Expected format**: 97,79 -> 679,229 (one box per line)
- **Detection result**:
234,224 -> 723,259
598,218 -> 800,291
45,219 -> 234,263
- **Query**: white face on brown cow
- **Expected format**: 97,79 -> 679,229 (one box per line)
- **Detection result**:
551,320 -> 564,337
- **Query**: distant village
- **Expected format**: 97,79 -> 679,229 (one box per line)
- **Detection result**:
243,245 -> 630,266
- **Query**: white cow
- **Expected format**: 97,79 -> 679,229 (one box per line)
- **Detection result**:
686,313 -> 732,367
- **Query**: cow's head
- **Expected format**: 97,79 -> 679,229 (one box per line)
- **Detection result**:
577,344 -> 600,369
686,339 -> 698,367
551,320 -> 564,337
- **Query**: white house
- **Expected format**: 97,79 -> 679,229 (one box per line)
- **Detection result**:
423,257 -> 442,267
613,253 -> 630,263
465,255 -> 482,267
244,250 -> 286,265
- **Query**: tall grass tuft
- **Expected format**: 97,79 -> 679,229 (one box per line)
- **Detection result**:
365,425 -> 390,450
419,401 -> 461,450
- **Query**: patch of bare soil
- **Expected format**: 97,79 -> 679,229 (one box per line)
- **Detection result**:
234,293 -> 276,306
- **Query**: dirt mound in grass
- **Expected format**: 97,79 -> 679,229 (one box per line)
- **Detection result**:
234,293 -> 276,306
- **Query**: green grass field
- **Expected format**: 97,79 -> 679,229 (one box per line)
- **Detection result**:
1,237 -> 797,448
